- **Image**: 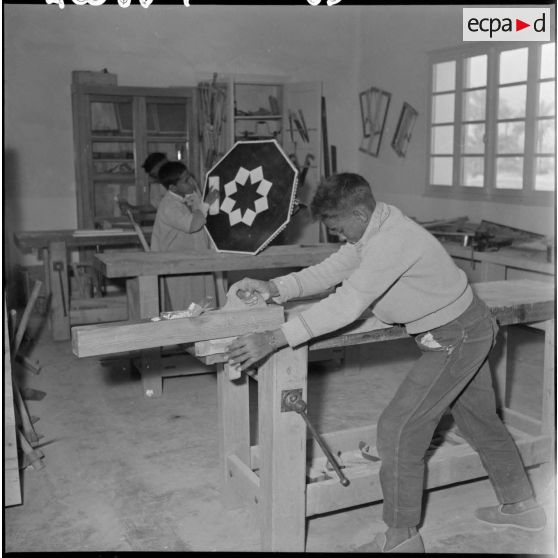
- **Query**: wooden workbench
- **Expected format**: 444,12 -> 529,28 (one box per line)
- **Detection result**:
14,229 -> 150,341
444,243 -> 554,283
94,243 -> 340,306
93,244 -> 340,396
72,279 -> 555,552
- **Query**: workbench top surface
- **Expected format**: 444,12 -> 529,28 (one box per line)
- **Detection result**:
444,243 -> 553,274
293,279 -> 555,350
14,229 -> 152,251
72,279 -> 554,358
94,244 -> 341,277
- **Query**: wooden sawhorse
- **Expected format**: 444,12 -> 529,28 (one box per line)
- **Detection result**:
72,279 -> 554,552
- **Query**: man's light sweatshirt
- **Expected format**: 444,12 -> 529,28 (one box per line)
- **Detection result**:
273,202 -> 473,348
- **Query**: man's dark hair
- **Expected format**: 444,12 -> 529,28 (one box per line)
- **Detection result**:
158,161 -> 189,189
142,152 -> 167,174
311,173 -> 376,219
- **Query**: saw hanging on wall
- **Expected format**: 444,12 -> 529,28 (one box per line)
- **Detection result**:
359,86 -> 391,157
203,140 -> 299,255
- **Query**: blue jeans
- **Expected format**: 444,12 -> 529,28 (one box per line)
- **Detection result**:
376,294 -> 533,527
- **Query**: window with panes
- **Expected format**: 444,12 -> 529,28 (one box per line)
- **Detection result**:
427,42 -> 555,203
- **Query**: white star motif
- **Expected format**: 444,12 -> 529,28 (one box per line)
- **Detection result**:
220,166 -> 271,227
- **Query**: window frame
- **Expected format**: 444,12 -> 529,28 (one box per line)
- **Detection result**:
425,42 -> 555,206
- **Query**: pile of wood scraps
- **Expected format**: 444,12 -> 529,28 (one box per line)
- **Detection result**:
7,281 -> 48,475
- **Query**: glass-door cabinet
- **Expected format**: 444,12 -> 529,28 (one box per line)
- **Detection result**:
72,84 -> 198,229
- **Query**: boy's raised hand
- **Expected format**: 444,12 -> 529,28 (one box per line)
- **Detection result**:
205,189 -> 220,206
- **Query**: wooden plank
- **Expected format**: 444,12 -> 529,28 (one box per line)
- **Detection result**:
226,453 -> 260,509
125,275 -> 163,397
540,319 -> 555,482
193,280 -> 554,358
70,295 -> 128,310
72,305 -> 285,358
541,319 -> 555,439
14,229 -> 151,252
218,364 -> 251,508
48,240 -> 71,341
94,244 -> 339,278
4,299 -> 21,507
258,346 -> 308,552
444,244 -> 554,276
305,433 -> 551,517
70,302 -> 128,325
12,280 -> 42,354
307,280 -> 554,351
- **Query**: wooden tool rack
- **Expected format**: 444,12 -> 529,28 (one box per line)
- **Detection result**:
72,279 -> 555,552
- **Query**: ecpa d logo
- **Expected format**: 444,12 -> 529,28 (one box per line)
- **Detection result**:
463,8 -> 550,42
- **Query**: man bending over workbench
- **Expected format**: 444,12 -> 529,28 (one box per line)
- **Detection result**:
226,172 -> 546,553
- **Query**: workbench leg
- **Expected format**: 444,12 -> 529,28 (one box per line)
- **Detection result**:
258,346 -> 308,552
126,276 -> 163,397
48,241 -> 71,341
489,327 -> 508,412
138,351 -> 164,398
217,363 -> 250,509
480,262 -> 506,281
126,276 -> 160,320
540,319 -> 555,483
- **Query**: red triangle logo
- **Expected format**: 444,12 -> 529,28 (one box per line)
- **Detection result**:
516,19 -> 530,31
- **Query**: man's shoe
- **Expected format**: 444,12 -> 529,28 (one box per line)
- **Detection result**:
353,532 -> 425,553
474,504 -> 546,531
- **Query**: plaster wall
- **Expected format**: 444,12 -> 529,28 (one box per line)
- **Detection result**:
3,4 -> 361,266
355,4 -> 555,236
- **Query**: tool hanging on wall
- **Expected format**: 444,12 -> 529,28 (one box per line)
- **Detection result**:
198,73 -> 227,172
289,109 -> 309,143
298,153 -> 315,190
297,109 -> 310,142
330,145 -> 337,174
321,96 -> 331,178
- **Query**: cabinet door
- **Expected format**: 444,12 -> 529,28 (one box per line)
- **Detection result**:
282,82 -> 323,244
72,86 -> 196,229
88,95 -> 136,224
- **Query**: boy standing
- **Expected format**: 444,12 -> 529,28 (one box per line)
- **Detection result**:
226,172 -> 546,553
151,161 -> 219,311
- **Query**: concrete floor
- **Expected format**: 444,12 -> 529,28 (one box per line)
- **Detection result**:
4,321 -> 556,553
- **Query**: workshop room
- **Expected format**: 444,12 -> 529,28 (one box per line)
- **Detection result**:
3,2 -> 556,554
